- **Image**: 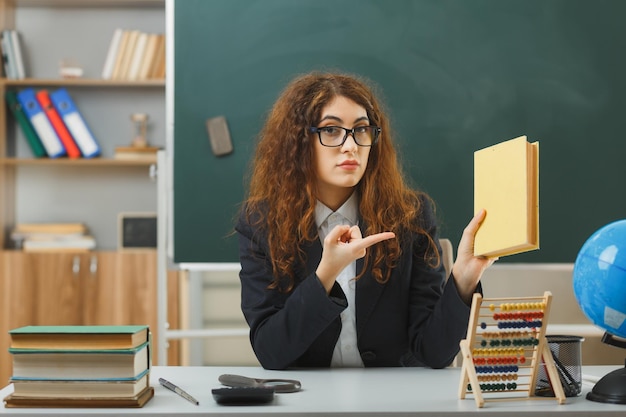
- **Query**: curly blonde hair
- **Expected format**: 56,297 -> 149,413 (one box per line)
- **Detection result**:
243,71 -> 439,290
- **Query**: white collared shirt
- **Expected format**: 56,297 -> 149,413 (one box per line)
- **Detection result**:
315,192 -> 364,367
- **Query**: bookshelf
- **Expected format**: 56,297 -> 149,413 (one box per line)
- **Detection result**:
0,0 -> 166,249
0,0 -> 177,385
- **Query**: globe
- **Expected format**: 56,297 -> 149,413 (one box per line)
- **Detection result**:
572,219 -> 626,404
573,219 -> 626,338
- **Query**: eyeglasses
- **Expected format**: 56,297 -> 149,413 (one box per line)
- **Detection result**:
309,125 -> 381,147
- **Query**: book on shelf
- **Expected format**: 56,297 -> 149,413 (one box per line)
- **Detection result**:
101,28 -> 123,80
105,29 -> 165,81
35,89 -> 82,158
3,386 -> 154,408
22,235 -> 96,252
10,30 -> 26,79
150,33 -> 166,79
117,29 -> 140,80
12,222 -> 87,235
10,343 -> 150,381
0,31 -> 8,78
10,222 -> 94,251
110,29 -> 131,80
114,145 -> 160,162
5,91 -> 47,158
473,135 -> 539,258
9,325 -> 150,350
1,30 -> 17,79
127,31 -> 148,81
12,233 -> 88,248
50,88 -> 101,158
16,88 -> 66,158
138,33 -> 159,80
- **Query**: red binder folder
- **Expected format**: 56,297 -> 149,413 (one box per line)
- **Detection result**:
50,88 -> 101,158
35,90 -> 81,158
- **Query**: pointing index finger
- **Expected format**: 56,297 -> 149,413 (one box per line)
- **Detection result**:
360,231 -> 396,249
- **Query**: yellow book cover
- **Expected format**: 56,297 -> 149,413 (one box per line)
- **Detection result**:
473,135 -> 539,257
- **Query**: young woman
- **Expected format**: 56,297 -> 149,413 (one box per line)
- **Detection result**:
235,71 -> 496,370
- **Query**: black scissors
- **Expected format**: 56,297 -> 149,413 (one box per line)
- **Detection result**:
218,374 -> 302,393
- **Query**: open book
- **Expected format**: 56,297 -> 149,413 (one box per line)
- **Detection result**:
474,135 -> 539,257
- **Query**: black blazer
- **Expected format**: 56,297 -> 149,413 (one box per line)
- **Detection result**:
235,200 -> 476,370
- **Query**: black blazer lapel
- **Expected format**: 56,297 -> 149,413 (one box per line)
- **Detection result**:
303,237 -> 323,275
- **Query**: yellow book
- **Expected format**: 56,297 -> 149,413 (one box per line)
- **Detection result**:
117,29 -> 140,80
137,33 -> 159,80
473,135 -> 539,257
110,30 -> 130,80
127,32 -> 148,81
150,34 -> 165,79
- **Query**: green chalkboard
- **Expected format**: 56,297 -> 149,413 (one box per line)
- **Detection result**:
173,0 -> 626,263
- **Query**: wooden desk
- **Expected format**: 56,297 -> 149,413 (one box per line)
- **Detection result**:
1,366 -> 624,415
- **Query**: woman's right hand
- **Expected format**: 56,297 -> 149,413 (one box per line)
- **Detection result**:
315,224 -> 395,293
452,209 -> 498,303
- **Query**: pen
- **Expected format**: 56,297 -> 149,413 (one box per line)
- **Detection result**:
159,377 -> 199,405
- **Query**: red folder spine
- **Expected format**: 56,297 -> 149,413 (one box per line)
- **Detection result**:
35,90 -> 81,158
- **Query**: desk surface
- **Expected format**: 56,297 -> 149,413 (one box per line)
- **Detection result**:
0,366 -> 624,416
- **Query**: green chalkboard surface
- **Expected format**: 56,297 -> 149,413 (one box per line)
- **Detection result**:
173,0 -> 626,263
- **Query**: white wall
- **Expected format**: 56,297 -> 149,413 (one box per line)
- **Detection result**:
481,263 -> 624,366
184,264 -> 624,367
14,6 -> 165,250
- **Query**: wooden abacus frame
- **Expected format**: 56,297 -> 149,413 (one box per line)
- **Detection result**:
458,291 -> 566,408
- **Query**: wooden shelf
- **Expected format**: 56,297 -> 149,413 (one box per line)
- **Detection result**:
0,0 -> 165,250
15,0 -> 164,8
1,157 -> 157,166
0,0 -> 176,388
0,78 -> 164,87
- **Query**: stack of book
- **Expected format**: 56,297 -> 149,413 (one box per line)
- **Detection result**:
6,87 -> 101,159
101,28 -> 165,81
4,325 -> 153,408
1,29 -> 26,80
11,222 -> 96,252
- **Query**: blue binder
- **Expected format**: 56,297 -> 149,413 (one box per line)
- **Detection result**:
16,88 -> 66,158
50,88 -> 101,158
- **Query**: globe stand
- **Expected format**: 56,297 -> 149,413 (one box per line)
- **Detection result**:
586,333 -> 626,404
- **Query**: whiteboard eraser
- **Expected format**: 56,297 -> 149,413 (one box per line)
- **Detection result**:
206,116 -> 234,156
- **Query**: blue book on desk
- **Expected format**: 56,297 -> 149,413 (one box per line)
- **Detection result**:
16,88 -> 66,158
50,88 -> 101,158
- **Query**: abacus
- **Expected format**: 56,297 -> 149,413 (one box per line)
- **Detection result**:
458,291 -> 566,408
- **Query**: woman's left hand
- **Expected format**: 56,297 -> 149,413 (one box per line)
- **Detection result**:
315,225 -> 395,293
